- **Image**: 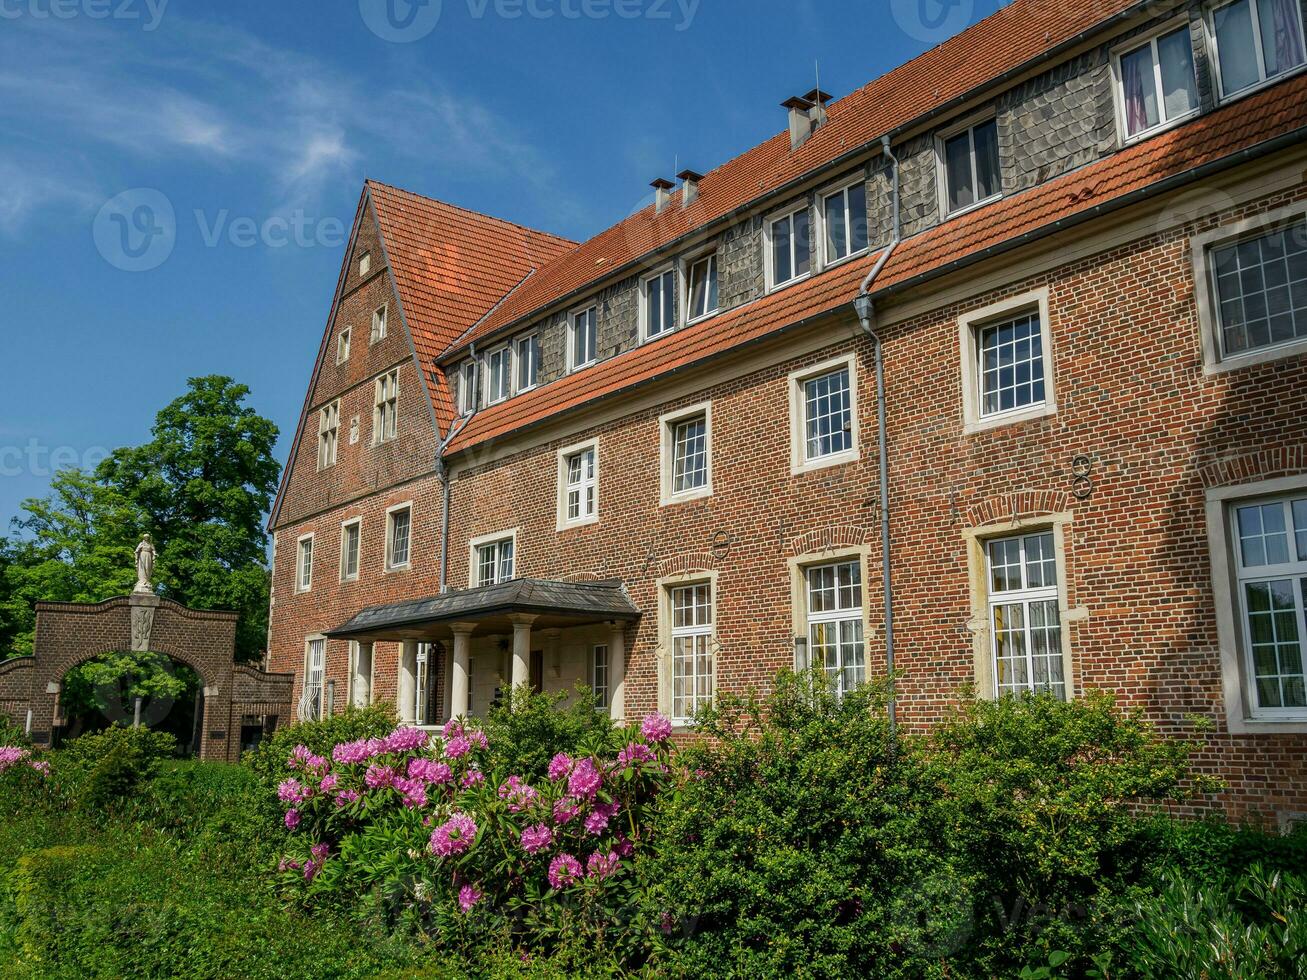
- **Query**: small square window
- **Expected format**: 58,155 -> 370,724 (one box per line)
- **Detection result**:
643,268 -> 677,340
340,520 -> 361,582
296,536 -> 314,593
386,506 -> 412,570
516,334 -> 540,392
821,183 -> 868,265
977,310 -> 1047,418
1209,0 -> 1306,100
685,254 -> 719,323
1114,23 -> 1199,141
370,305 -> 387,344
939,117 -> 1001,217
337,328 -> 351,364
474,536 -> 515,587
769,205 -> 813,287
570,307 -> 598,370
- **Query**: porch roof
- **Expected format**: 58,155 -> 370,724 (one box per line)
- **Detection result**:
324,578 -> 640,642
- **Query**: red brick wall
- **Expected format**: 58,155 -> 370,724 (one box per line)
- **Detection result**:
270,183 -> 1307,825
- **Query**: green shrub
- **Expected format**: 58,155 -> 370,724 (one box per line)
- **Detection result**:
127,760 -> 272,851
482,685 -> 620,779
54,725 -> 176,813
1137,815 -> 1307,881
0,716 -> 31,747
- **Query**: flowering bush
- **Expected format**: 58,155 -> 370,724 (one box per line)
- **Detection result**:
274,711 -> 677,963
0,745 -> 50,777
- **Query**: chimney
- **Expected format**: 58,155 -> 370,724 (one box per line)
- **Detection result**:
651,177 -> 676,213
803,88 -> 833,130
782,96 -> 815,150
677,169 -> 704,208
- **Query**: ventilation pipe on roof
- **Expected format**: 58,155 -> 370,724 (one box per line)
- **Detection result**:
678,169 -> 704,208
437,342 -> 478,595
651,178 -> 676,213
782,95 -> 816,150
853,134 -> 901,744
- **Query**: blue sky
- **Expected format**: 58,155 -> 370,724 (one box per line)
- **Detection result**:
0,0 -> 998,529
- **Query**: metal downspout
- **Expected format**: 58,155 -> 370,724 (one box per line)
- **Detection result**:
855,135 -> 900,738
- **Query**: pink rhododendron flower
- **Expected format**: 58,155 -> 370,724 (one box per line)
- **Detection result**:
587,850 -> 620,881
567,757 -> 602,799
467,728 -> 489,750
458,883 -> 483,912
641,713 -> 673,742
334,789 -> 360,807
393,777 -> 427,809
547,753 -> 573,781
616,742 -> 654,767
584,801 -> 620,835
310,842 -> 330,862
441,719 -> 464,739
319,772 -> 339,793
498,775 -> 540,812
429,812 -> 478,857
408,757 -> 454,785
613,834 -> 635,858
364,764 -> 396,789
284,809 -> 301,830
383,727 -> 429,753
333,737 -> 384,765
443,735 -> 471,760
548,853 -> 583,889
460,768 -> 485,789
552,797 -> 581,826
277,778 -> 307,804
520,823 -> 554,855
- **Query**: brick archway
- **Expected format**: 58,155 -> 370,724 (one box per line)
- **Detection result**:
0,592 -> 292,762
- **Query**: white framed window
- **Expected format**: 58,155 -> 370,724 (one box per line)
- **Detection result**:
470,530 -> 516,587
300,636 -> 327,721
1207,0 -> 1306,101
805,560 -> 865,698
358,251 -> 371,277
958,288 -> 1057,433
1112,20 -> 1200,143
986,531 -> 1067,700
385,503 -> 412,571
458,360 -> 478,415
414,643 -> 440,727
684,252 -> 719,324
340,518 -> 361,583
819,180 -> 868,266
557,439 -> 599,529
670,582 -> 715,724
1193,209 -> 1307,371
766,203 -> 813,288
317,401 -> 340,470
789,354 -> 860,474
937,114 -> 1002,218
641,267 -> 677,341
337,328 -> 352,364
296,534 -> 314,593
591,644 -> 610,709
659,402 -> 712,505
370,304 -> 388,343
569,306 -> 598,371
486,345 -> 512,405
373,370 -> 399,444
515,333 -> 540,392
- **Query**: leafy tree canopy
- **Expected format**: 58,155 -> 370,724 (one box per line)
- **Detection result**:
0,376 -> 280,662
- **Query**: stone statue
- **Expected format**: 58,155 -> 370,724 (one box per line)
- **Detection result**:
134,533 -> 156,594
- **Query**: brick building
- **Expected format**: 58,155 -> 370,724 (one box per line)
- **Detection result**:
269,0 -> 1307,824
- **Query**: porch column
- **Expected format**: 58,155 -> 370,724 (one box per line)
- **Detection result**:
352,642 -> 374,708
509,614 -> 537,696
450,623 -> 476,720
608,621 -> 627,723
398,641 -> 418,725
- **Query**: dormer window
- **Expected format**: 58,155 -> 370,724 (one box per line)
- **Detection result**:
486,345 -> 512,405
459,360 -> 479,415
1114,22 -> 1199,141
768,204 -> 813,288
569,306 -> 598,371
516,333 -> 540,392
938,116 -> 1001,218
821,182 -> 868,265
685,253 -> 719,324
642,268 -> 677,340
1208,0 -> 1306,100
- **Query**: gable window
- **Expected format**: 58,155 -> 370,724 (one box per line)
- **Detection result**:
806,560 -> 865,698
340,519 -> 361,583
1114,23 -> 1199,140
516,334 -> 540,392
569,306 -> 598,370
670,582 -> 714,724
296,535 -> 314,593
486,345 -> 512,405
337,328 -> 351,364
459,360 -> 478,415
660,403 -> 712,505
1209,0 -> 1306,99
386,505 -> 412,570
642,268 -> 677,340
474,535 -> 515,587
939,117 -> 1001,217
358,251 -> 371,277
987,531 -> 1066,699
821,182 -> 868,265
769,205 -> 813,287
370,305 -> 388,343
1208,216 -> 1307,359
318,401 -> 339,470
373,370 -> 399,444
558,441 -> 598,528
591,644 -> 610,709
685,253 -> 719,323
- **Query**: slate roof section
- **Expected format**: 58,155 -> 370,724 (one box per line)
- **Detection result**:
444,70 -> 1307,455
326,578 -> 641,638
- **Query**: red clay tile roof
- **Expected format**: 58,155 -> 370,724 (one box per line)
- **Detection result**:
367,180 -> 577,429
445,71 -> 1307,455
440,0 -> 1144,359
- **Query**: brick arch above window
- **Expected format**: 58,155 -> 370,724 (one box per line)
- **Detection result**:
1199,448 -> 1307,490
787,525 -> 874,558
963,491 -> 1072,529
560,569 -> 612,583
653,552 -> 720,580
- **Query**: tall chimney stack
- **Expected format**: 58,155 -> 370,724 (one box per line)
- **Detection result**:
651,177 -> 676,213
